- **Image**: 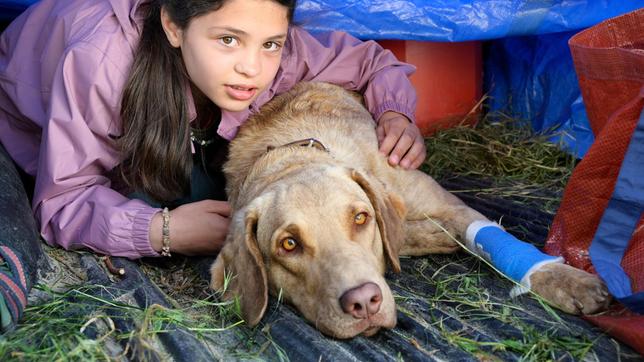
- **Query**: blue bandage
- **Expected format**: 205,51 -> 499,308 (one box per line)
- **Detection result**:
466,221 -> 563,294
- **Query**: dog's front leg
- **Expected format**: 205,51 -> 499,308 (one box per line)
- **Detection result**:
380,166 -> 610,315
374,165 -> 487,255
529,262 -> 611,314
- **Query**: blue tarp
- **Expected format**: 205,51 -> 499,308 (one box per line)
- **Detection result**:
484,30 -> 595,157
295,0 -> 643,42
0,0 -> 37,21
4,1 -> 641,40
3,0 -> 644,157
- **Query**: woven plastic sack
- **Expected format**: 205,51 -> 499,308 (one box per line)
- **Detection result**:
544,8 -> 644,355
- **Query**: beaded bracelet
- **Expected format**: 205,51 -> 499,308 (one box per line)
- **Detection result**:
161,207 -> 171,257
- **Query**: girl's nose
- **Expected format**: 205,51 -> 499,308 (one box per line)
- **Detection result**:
234,51 -> 261,77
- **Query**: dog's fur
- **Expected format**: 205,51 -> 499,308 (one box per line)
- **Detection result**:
210,82 -> 609,338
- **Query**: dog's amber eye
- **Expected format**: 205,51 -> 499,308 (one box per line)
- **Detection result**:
354,212 -> 368,225
281,237 -> 298,251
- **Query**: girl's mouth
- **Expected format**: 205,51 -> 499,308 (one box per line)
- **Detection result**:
226,85 -> 257,101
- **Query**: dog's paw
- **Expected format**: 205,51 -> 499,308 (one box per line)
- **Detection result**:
529,263 -> 611,315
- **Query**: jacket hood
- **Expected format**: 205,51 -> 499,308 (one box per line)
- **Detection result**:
109,0 -> 150,44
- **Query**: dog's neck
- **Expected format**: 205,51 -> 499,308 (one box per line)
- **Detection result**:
232,145 -> 336,208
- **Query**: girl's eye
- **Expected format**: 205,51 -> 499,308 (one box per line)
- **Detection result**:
263,41 -> 281,51
354,212 -> 368,225
281,237 -> 298,251
220,36 -> 237,46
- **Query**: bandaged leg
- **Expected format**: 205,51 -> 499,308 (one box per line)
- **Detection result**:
465,220 -> 563,296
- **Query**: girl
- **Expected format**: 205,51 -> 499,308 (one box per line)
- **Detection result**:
0,0 -> 425,259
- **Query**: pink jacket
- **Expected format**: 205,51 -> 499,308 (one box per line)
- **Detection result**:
0,0 -> 416,258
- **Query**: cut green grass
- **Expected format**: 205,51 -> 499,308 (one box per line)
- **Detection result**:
437,324 -> 597,362
393,254 -> 600,361
422,113 -> 578,213
0,283 -> 243,361
423,113 -> 577,186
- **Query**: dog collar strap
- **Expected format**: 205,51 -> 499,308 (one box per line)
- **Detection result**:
465,221 -> 563,295
266,138 -> 329,153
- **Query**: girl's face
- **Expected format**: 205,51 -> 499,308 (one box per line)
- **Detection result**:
162,0 -> 289,112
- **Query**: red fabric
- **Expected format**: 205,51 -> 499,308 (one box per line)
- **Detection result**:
585,306 -> 644,356
544,8 -> 644,355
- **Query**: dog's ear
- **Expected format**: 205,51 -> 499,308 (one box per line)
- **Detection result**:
350,169 -> 406,273
210,207 -> 268,326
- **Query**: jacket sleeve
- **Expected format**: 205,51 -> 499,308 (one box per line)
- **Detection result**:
33,43 -> 160,259
279,26 -> 417,123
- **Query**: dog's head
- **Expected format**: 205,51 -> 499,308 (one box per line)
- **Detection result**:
210,166 -> 406,338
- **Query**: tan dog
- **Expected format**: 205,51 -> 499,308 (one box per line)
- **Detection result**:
210,82 -> 609,338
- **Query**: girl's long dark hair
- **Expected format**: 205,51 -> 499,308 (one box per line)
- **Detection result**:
118,0 -> 296,202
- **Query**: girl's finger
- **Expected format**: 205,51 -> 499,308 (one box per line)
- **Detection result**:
389,128 -> 414,166
399,138 -> 423,169
379,128 -> 402,156
409,141 -> 428,169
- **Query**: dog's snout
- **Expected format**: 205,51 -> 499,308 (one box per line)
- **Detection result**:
339,282 -> 383,319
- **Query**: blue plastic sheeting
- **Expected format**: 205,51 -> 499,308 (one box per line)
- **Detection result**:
3,1 -> 642,40
484,31 -> 594,158
553,95 -> 595,158
0,0 -> 37,21
295,1 -> 644,42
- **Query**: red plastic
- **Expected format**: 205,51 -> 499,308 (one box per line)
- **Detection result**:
378,40 -> 483,136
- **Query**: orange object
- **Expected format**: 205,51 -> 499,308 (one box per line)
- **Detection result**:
378,40 -> 483,136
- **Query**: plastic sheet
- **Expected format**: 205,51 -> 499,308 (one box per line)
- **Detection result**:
5,1 -> 642,41
484,31 -> 594,158
0,0 -> 37,22
295,0 -> 644,41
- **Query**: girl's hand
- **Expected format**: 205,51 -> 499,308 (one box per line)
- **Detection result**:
376,111 -> 426,169
150,200 -> 231,256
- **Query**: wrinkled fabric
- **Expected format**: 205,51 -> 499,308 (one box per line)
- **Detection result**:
293,0 -> 644,42
0,0 -> 416,259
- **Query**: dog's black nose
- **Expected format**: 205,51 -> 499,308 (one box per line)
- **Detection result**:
339,282 -> 382,319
